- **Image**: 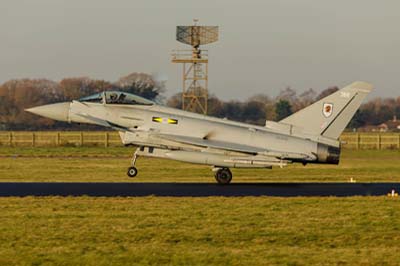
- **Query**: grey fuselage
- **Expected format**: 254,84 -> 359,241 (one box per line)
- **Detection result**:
68,100 -> 340,167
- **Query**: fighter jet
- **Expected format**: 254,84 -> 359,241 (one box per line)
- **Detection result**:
26,81 -> 372,184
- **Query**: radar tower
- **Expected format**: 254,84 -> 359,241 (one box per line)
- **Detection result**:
171,20 -> 219,114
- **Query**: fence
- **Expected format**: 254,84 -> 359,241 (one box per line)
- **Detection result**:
0,131 -> 122,148
0,131 -> 399,150
340,133 -> 400,150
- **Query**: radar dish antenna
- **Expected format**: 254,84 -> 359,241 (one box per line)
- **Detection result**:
176,25 -> 219,47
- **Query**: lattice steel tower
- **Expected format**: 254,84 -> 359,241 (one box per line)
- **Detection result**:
171,20 -> 219,114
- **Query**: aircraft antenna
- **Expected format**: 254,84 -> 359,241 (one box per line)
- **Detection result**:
171,20 -> 219,114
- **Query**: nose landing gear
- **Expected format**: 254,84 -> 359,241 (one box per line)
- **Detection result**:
127,148 -> 139,178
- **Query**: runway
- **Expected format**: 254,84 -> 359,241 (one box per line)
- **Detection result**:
0,182 -> 399,197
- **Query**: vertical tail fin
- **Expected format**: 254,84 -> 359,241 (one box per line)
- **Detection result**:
279,81 -> 373,139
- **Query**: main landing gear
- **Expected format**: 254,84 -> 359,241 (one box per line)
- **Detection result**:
214,168 -> 232,185
127,148 -> 139,178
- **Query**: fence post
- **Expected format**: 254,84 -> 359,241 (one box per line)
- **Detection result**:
32,132 -> 35,147
104,132 -> 109,148
377,134 -> 381,150
9,132 -> 12,146
398,133 -> 400,150
56,132 -> 60,146
79,132 -> 83,147
356,133 -> 360,150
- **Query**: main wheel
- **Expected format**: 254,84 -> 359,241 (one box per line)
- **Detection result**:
214,168 -> 232,185
127,166 -> 138,178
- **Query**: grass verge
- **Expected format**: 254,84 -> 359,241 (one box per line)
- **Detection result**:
0,147 -> 399,182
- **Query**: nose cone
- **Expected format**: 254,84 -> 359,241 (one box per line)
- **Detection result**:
26,102 -> 70,122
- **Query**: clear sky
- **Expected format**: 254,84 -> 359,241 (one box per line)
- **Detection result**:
0,0 -> 399,99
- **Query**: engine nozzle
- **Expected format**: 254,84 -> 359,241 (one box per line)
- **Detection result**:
316,143 -> 341,164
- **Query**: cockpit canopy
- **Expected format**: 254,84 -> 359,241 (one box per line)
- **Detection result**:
79,91 -> 154,106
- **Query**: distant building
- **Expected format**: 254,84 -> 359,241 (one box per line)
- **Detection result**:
360,116 -> 400,132
357,125 -> 381,132
378,116 -> 400,132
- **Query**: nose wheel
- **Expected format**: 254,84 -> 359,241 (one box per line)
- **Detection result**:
214,168 -> 232,185
127,148 -> 139,178
127,166 -> 138,177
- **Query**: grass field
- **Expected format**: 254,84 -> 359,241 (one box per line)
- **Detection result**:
0,147 -> 400,265
0,147 -> 399,182
0,197 -> 399,265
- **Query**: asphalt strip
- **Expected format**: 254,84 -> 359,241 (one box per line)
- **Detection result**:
0,182 -> 399,197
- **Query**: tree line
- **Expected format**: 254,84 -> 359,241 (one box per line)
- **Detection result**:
0,73 -> 165,130
169,86 -> 400,130
0,73 -> 399,131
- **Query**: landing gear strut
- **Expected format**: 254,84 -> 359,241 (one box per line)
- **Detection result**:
214,168 -> 232,185
127,148 -> 139,178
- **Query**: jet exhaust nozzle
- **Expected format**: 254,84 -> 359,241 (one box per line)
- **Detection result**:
316,143 -> 341,164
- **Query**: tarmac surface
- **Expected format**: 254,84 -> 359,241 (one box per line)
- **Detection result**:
0,182 -> 399,197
